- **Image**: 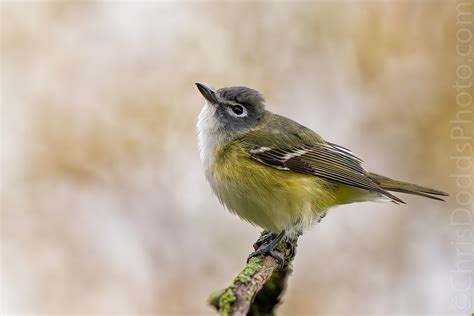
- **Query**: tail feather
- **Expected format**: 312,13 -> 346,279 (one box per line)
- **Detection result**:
368,172 -> 449,202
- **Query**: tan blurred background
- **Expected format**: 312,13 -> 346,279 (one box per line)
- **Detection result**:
1,1 -> 471,315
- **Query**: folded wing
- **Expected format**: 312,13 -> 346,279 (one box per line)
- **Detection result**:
249,142 -> 406,204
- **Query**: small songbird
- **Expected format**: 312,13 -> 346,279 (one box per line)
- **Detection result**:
195,83 -> 448,262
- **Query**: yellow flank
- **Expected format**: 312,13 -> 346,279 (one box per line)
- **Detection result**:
208,140 -> 341,235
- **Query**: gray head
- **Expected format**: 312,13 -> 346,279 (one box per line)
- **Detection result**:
195,83 -> 266,134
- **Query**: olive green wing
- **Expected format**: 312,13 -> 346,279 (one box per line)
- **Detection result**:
241,114 -> 405,204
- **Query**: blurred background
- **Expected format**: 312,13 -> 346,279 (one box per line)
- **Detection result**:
1,1 -> 470,315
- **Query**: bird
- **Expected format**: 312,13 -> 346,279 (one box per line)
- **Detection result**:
195,82 -> 448,263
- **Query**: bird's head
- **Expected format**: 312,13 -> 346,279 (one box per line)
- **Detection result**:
195,83 -> 266,134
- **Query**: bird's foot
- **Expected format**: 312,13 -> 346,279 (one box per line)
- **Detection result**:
247,246 -> 284,266
248,231 -> 286,266
252,231 -> 275,250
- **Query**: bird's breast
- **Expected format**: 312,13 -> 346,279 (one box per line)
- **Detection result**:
205,141 -> 335,233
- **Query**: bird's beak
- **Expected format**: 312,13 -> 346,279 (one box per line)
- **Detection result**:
195,82 -> 218,104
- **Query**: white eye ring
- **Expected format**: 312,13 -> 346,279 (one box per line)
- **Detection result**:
228,104 -> 248,117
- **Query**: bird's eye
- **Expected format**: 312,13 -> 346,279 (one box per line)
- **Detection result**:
227,104 -> 248,118
232,105 -> 244,115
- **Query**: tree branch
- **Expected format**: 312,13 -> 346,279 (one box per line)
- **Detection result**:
208,232 -> 299,316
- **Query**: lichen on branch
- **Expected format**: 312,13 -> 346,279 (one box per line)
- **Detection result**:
208,232 -> 298,316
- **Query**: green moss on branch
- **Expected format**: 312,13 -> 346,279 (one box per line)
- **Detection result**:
208,231 -> 299,315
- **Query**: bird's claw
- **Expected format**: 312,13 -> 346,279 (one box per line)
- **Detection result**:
247,248 -> 285,266
252,232 -> 275,250
248,231 -> 286,267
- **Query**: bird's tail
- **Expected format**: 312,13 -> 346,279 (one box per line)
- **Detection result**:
368,172 -> 449,202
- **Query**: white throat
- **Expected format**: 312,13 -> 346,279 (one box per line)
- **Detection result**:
196,102 -> 228,171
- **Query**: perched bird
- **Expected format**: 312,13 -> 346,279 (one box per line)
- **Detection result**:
195,83 -> 448,262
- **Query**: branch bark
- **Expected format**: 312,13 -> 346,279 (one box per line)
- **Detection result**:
208,232 -> 299,316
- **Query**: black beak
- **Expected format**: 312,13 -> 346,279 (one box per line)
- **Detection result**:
195,82 -> 218,104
